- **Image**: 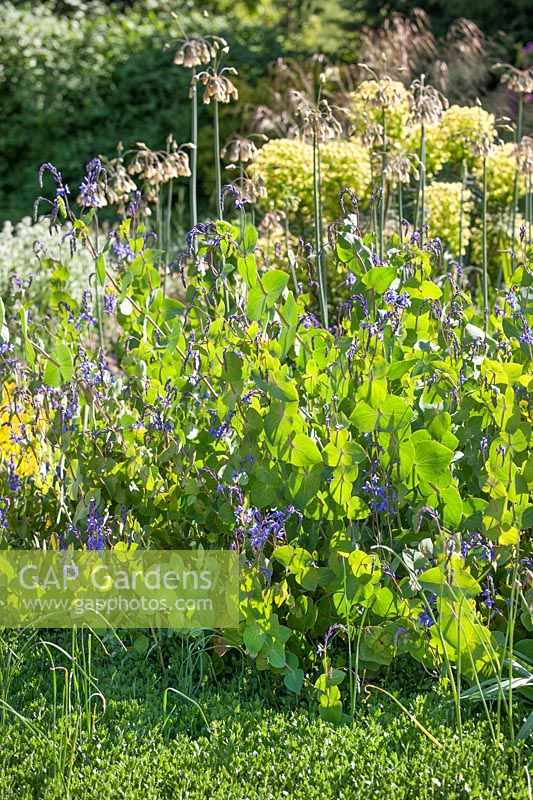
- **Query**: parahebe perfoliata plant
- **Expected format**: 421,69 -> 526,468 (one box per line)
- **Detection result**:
0,157 -> 531,724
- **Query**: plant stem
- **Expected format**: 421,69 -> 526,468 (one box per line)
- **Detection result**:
398,181 -> 403,242
419,121 -> 426,248
164,179 -> 173,297
458,160 -> 467,266
312,124 -> 327,327
214,99 -> 222,220
284,204 -> 299,294
482,155 -> 489,333
190,67 -> 198,232
511,92 -> 524,261
380,106 -> 387,259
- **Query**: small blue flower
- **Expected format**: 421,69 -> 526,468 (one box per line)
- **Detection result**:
7,458 -> 21,493
481,576 -> 495,609
79,157 -> 107,208
0,497 -> 10,530
383,289 -> 411,310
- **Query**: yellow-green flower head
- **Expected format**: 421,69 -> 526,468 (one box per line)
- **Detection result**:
320,140 -> 372,218
474,143 -> 526,209
249,138 -> 314,217
438,105 -> 497,170
249,138 -> 371,222
425,181 -> 473,255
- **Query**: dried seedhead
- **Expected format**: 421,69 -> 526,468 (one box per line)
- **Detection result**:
195,67 -> 239,104
409,77 -> 448,125
222,136 -> 258,164
127,135 -> 191,202
173,36 -> 228,69
497,64 -> 533,95
259,211 -> 284,237
240,174 -> 267,204
384,151 -> 419,183
358,10 -> 436,81
516,136 -> 533,176
293,93 -> 342,143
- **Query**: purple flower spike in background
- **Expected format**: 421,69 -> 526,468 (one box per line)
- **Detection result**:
79,157 -> 107,208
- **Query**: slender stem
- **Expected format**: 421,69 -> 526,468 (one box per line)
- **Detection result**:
526,170 -> 533,247
398,181 -> 403,242
214,100 -> 222,220
284,204 -> 299,294
164,179 -> 173,297
419,122 -> 426,248
380,107 -> 387,259
190,67 -> 198,232
312,125 -> 327,327
482,156 -> 489,333
365,684 -> 443,748
93,217 -> 105,353
512,93 -> 524,260
459,160 -> 467,266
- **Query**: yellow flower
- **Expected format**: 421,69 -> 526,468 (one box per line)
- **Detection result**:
473,143 -> 527,209
250,138 -> 371,224
439,105 -> 497,170
425,182 -> 473,255
0,382 -> 48,485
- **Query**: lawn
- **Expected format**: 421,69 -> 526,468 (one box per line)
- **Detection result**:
0,636 -> 530,800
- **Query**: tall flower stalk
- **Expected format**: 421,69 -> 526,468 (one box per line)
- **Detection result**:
458,160 -> 468,268
497,64 -> 533,259
294,87 -> 341,328
482,154 -> 489,331
174,37 -> 225,234
409,75 -> 447,247
471,132 -> 496,332
196,48 -> 238,221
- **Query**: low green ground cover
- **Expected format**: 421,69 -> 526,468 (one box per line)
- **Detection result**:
0,638 -> 530,800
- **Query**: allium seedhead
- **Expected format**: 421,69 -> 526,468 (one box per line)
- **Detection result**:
258,211 -> 283,237
516,136 -> 533,176
497,64 -> 533,95
409,77 -> 448,126
222,136 -> 257,164
173,36 -> 227,69
384,152 -> 417,184
196,68 -> 239,105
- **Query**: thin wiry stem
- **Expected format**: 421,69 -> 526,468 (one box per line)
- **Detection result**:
214,100 -> 222,220
511,92 -> 524,263
190,67 -> 198,233
482,156 -> 489,333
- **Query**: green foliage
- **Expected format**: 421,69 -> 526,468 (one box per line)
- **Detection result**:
0,1 -> 280,222
0,640 -> 531,799
1,177 -> 531,719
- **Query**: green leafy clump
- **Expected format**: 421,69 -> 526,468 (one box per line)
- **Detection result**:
1,176 -> 531,722
249,138 -> 372,226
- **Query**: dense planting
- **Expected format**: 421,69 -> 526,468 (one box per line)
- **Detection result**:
0,146 -> 531,729
0,13 -> 532,792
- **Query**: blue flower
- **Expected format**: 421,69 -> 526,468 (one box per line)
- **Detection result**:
85,498 -> 108,551
481,576 -> 495,609
417,610 -> 434,627
298,313 -> 321,330
383,289 -> 411,310
103,292 -> 116,316
234,504 -> 302,551
79,157 -> 107,208
7,458 -> 21,493
0,497 -> 9,530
